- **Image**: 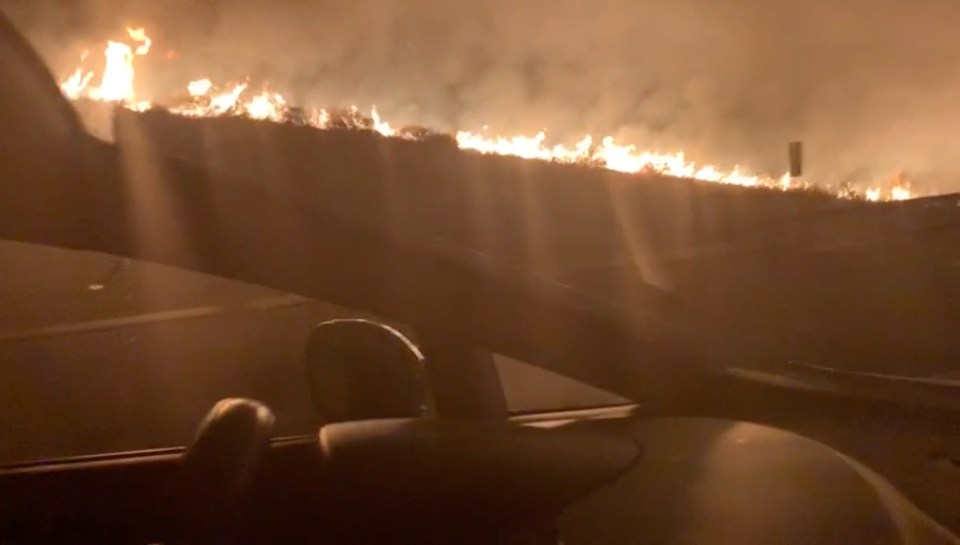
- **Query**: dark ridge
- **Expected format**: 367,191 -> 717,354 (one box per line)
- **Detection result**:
102,107 -> 960,376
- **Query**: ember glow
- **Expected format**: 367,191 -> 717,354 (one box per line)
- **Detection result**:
59,28 -> 913,202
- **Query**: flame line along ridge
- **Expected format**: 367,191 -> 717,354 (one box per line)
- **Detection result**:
58,27 -> 912,202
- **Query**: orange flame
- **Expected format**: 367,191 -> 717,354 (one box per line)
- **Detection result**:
891,185 -> 911,201
244,90 -> 286,120
60,68 -> 95,99
371,106 -> 396,137
187,78 -> 212,97
65,27 -> 152,104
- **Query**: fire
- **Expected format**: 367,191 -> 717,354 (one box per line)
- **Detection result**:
862,171 -> 912,202
779,173 -> 792,191
370,107 -> 396,137
187,78 -> 212,97
891,185 -> 911,201
60,68 -> 94,100
454,131 -> 772,188
209,83 -> 248,114
59,27 -> 918,202
126,28 -> 152,55
244,90 -> 286,120
172,81 -> 248,117
64,27 -> 152,104
173,82 -> 289,122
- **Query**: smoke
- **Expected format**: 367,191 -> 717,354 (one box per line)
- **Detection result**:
5,0 -> 960,193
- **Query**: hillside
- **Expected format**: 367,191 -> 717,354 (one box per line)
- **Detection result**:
110,107 -> 960,376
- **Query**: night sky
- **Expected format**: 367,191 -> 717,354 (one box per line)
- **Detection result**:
5,0 -> 960,193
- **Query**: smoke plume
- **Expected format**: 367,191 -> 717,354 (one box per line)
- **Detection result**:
5,0 -> 960,193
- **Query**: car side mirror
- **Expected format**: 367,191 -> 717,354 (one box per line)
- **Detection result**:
305,319 -> 429,423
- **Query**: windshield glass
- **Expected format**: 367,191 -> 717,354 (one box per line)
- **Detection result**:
0,241 -> 336,462
3,0 -> 959,462
0,241 -> 630,463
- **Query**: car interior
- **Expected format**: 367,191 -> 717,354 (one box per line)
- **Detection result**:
1,7 -> 960,545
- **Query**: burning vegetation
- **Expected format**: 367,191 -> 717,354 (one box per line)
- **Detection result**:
59,27 -> 912,202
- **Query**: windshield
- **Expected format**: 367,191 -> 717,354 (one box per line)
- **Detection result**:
2,1 -> 959,462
